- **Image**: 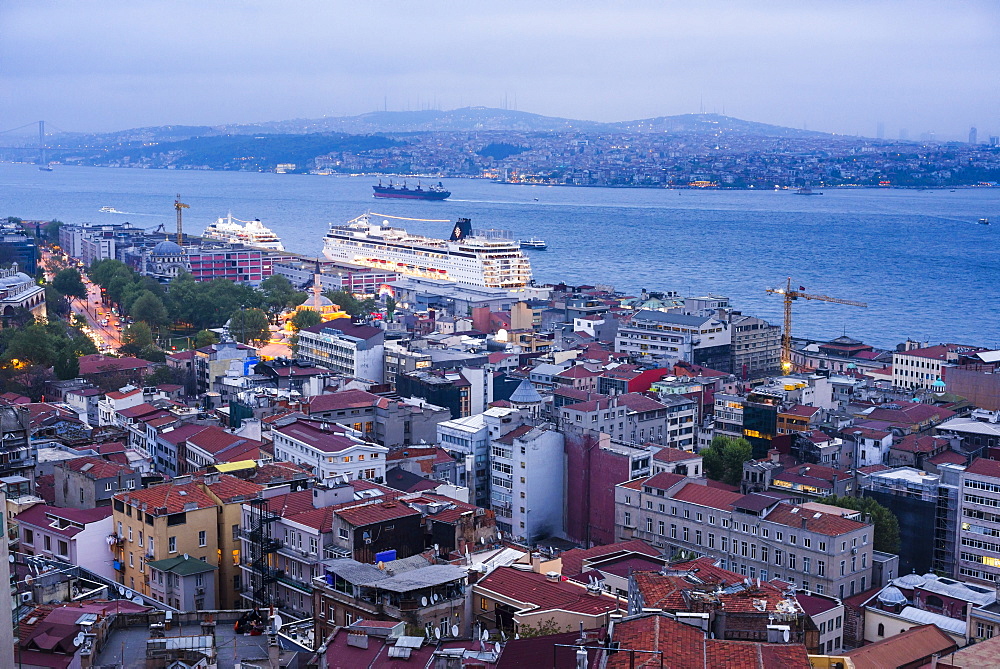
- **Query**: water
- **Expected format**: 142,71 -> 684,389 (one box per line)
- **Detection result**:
2,163 -> 998,349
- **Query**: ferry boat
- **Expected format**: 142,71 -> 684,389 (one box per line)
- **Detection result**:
519,238 -> 548,250
202,214 -> 285,251
979,218 -> 990,225
323,213 -> 532,288
372,180 -> 451,200
794,186 -> 822,195
99,206 -> 122,213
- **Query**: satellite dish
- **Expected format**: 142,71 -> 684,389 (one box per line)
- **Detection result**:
451,624 -> 459,638
271,613 -> 284,633
132,596 -> 143,604
434,627 -> 441,640
480,536 -> 485,544
24,575 -> 35,586
783,629 -> 790,643
117,585 -> 125,595
481,629 -> 489,641
73,633 -> 85,646
497,531 -> 503,541
183,553 -> 189,561
421,596 -> 428,606
495,642 -> 501,653
433,544 -> 439,553
433,594 -> 439,603
7,555 -> 13,563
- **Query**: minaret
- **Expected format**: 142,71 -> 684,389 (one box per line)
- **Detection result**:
312,258 -> 323,311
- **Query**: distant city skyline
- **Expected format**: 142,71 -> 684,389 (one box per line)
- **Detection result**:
1,1 -> 997,140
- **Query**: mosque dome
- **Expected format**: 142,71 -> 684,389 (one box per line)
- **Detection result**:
876,585 -> 909,606
893,572 -> 926,589
152,240 -> 184,255
509,379 -> 543,405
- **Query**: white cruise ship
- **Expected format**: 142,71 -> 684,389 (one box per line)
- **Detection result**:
202,214 -> 285,251
323,213 -> 532,288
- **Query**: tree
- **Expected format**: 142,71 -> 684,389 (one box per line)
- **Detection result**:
516,617 -> 570,638
323,290 -> 375,318
193,329 -> 219,348
820,495 -> 901,554
701,435 -> 753,487
52,268 -> 86,299
385,296 -> 397,321
131,291 -> 169,329
44,286 -> 70,319
228,308 -> 271,345
290,309 -> 322,331
120,322 -> 155,357
43,219 -> 64,242
260,275 -> 305,317
53,345 -> 80,380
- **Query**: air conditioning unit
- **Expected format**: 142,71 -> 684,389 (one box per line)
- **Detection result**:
195,587 -> 205,595
851,547 -> 858,555
19,592 -> 32,603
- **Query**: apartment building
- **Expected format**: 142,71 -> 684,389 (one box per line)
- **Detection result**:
729,313 -> 781,376
16,505 -> 114,580
53,456 -> 141,508
892,344 -> 985,391
713,393 -> 744,440
271,417 -> 389,483
112,474 -> 262,609
559,392 -> 679,447
296,318 -> 385,383
489,425 -> 564,544
615,473 -> 875,599
957,458 -> 1000,585
615,310 -> 732,372
306,388 -> 449,448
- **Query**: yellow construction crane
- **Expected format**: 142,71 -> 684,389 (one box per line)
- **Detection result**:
766,277 -> 867,373
174,194 -> 190,245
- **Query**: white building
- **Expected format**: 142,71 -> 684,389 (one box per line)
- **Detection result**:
490,425 -> 564,544
296,318 -> 385,383
615,310 -> 732,372
16,504 -> 115,581
271,417 -> 389,483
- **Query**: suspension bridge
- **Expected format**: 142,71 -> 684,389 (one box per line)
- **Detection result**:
0,120 -> 106,165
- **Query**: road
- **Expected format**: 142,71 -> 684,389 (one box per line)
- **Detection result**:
41,249 -> 122,352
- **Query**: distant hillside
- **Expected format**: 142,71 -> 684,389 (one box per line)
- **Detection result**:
612,113 -> 832,138
226,107 -> 610,135
91,133 -> 403,171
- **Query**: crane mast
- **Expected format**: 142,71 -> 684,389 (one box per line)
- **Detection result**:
174,194 -> 190,245
766,277 -> 867,373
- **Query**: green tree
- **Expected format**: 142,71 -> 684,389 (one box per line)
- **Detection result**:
260,275 -> 305,317
89,259 -> 133,289
193,329 -> 219,348
131,291 -> 169,329
44,285 -> 70,319
820,495 -> 901,554
43,219 -> 64,242
516,617 -> 569,638
228,308 -> 271,345
323,289 -> 375,318
701,435 -> 753,487
53,345 -> 80,380
52,268 -> 86,299
120,322 -> 155,357
290,309 -> 322,331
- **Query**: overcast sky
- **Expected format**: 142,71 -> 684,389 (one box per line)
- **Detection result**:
2,1 -> 997,139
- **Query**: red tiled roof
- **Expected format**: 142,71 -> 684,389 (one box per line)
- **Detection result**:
335,500 -> 420,527
204,475 -> 263,503
559,540 -> 659,578
494,424 -> 535,445
893,434 -> 950,454
79,355 -> 150,376
796,592 -> 841,617
157,422 -> 209,446
307,389 -> 381,413
764,504 -> 868,537
843,624 -> 957,668
555,365 -> 602,379
476,566 -> 619,616
928,450 -> 967,466
780,404 -> 821,418
653,446 -> 700,463
617,393 -> 667,413
116,481 -> 217,515
274,419 -> 369,454
671,482 -> 744,511
966,457 -> 1000,479
644,472 -> 686,491
299,317 -> 383,340
15,505 -> 113,537
58,455 -> 134,479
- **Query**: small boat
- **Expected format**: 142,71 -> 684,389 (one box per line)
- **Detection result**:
519,238 -> 548,250
99,206 -> 121,213
38,165 -> 54,172
794,186 -> 822,195
978,218 -> 990,225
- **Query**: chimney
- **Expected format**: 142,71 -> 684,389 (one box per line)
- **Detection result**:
530,552 -> 542,573
768,449 -> 780,464
800,517 -> 808,529
545,571 -> 560,582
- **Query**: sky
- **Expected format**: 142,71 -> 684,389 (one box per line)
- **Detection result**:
1,1 -> 998,139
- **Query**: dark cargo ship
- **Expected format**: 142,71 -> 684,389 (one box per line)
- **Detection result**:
372,180 -> 451,200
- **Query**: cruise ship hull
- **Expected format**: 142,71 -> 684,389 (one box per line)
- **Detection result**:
323,214 -> 531,289
372,183 -> 451,200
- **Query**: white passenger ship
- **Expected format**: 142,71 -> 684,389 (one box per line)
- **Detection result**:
202,214 -> 285,251
323,213 -> 533,288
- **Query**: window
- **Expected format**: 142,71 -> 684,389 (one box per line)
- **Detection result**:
233,524 -> 240,541
23,529 -> 32,545
708,533 -> 715,549
624,512 -> 632,527
646,501 -> 653,510
339,528 -> 349,539
44,535 -> 51,551
818,560 -> 826,576
695,530 -> 702,546
840,560 -> 846,577
128,527 -> 133,542
198,530 -> 207,547
761,546 -> 768,562
670,524 -> 677,539
168,536 -> 177,553
646,518 -> 654,532
683,527 -> 689,542
877,623 -> 885,637
803,557 -> 811,574
57,540 -> 68,557
776,531 -> 783,542
788,554 -> 796,570
819,541 -> 826,552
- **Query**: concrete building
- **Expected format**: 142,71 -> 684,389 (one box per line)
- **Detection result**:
796,591 -> 846,655
615,310 -> 732,372
957,458 -> 1000,585
489,425 -> 564,544
729,313 -> 781,377
0,405 -> 34,482
306,388 -> 449,448
615,474 -> 876,599
52,455 -> 141,509
271,417 -> 389,483
296,318 -> 386,383
16,504 -> 115,580
147,555 -> 218,611
0,265 -> 46,322
892,344 -> 985,391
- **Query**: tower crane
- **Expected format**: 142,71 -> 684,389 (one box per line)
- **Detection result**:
766,277 -> 867,373
174,194 -> 189,245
